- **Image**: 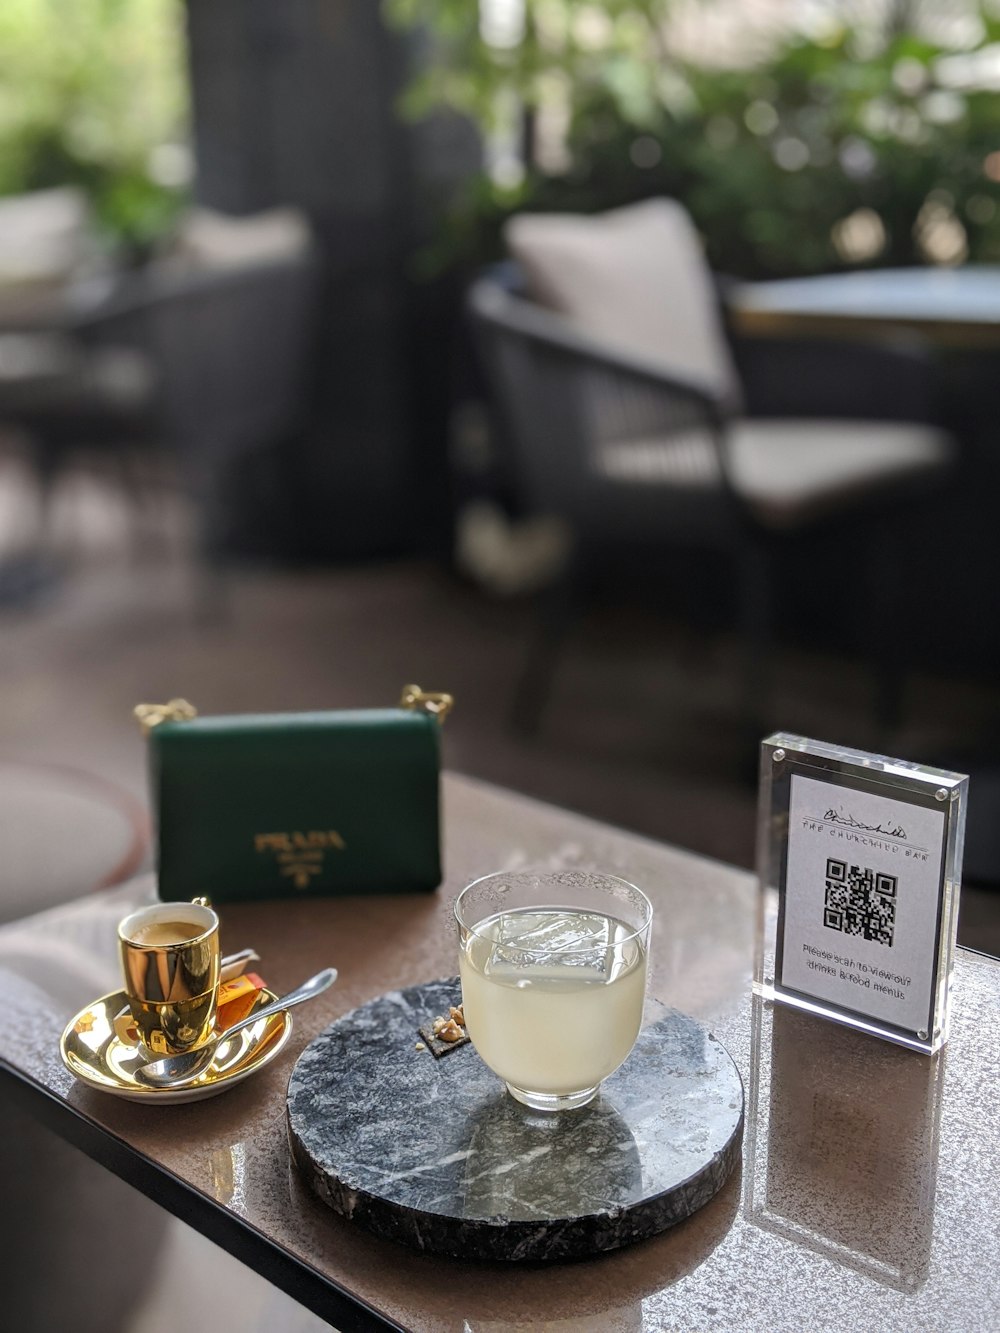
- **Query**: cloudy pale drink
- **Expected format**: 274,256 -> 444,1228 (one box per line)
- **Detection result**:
459,907 -> 647,1097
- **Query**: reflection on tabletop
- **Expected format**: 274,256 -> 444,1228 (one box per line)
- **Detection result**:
459,1087 -> 642,1221
744,995 -> 943,1294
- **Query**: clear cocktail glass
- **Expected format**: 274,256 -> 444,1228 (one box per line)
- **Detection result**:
455,868 -> 652,1111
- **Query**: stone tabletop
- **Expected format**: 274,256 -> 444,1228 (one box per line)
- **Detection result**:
1,771 -> 999,1332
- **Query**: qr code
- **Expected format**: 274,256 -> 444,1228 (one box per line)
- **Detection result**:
823,858 -> 897,947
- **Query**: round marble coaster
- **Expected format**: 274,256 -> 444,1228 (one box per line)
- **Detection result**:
286,978 -> 744,1262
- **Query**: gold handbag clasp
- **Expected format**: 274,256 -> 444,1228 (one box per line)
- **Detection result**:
134,699 -> 199,735
400,684 -> 454,724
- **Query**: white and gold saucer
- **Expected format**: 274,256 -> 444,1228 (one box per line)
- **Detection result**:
60,986 -> 292,1104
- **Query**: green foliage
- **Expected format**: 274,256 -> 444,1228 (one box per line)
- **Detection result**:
386,0 -> 1000,277
0,0 -> 189,254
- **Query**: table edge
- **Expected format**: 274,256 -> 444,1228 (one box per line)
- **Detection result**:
0,1056 -> 405,1333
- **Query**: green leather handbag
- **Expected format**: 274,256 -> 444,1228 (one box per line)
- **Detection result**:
135,686 -> 451,903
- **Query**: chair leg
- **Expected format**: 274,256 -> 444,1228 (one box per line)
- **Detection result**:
737,538 -> 773,749
0,435 -> 65,609
510,563 -> 584,737
180,454 -> 233,625
868,525 -> 906,738
118,448 -> 185,564
29,436 -> 61,550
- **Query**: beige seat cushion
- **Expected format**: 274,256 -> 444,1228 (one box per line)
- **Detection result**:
0,187 -> 92,321
166,206 -> 313,271
598,419 -> 955,529
0,187 -> 90,286
505,199 -> 741,410
0,761 -> 148,924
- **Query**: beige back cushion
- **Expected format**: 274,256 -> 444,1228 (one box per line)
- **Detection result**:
505,198 -> 741,409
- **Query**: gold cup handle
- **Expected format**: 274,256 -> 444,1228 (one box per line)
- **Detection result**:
191,896 -> 212,909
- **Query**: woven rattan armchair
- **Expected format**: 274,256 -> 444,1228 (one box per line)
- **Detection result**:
468,202 -> 957,737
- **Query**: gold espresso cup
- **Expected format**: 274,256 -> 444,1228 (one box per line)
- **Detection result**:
117,900 -> 221,1055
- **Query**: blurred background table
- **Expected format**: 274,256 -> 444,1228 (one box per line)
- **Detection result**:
731,267 -> 1000,348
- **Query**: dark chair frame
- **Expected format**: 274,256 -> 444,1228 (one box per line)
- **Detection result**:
467,269 -> 955,742
0,246 -> 322,585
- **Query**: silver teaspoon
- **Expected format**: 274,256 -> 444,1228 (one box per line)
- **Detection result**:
134,967 -> 338,1088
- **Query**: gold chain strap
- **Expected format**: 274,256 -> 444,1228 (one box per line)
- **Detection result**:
133,699 -> 199,735
134,687 -> 452,733
399,684 -> 454,724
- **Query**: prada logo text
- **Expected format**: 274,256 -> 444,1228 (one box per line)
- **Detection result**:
254,830 -> 346,889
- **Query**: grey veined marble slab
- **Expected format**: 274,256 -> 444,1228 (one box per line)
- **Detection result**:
286,978 -> 744,1262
